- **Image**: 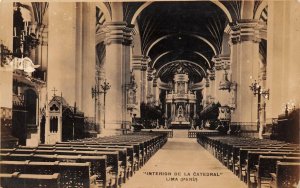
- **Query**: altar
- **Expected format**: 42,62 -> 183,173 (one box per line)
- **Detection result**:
165,70 -> 197,128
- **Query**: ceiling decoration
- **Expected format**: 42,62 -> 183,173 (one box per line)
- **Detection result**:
157,60 -> 207,83
220,0 -> 241,20
133,1 -> 230,82
120,1 -> 248,83
123,2 -> 144,24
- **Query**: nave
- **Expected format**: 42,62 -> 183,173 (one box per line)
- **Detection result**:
0,132 -> 168,188
0,1 -> 300,187
123,137 -> 246,188
0,131 -> 300,188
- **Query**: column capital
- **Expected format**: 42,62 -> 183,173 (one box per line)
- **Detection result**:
205,77 -> 210,87
153,77 -> 158,87
207,68 -> 215,81
229,19 -> 265,44
212,55 -> 231,71
132,55 -> 150,71
102,22 -> 134,46
147,67 -> 154,81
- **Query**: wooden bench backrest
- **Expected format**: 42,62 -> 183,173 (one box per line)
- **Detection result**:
0,149 -> 118,170
0,161 -> 90,188
258,156 -> 300,178
0,153 -> 107,185
276,162 -> 300,188
0,172 -> 61,188
247,151 -> 300,169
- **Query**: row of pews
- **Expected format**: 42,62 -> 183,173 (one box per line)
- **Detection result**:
0,132 -> 168,188
197,134 -> 300,188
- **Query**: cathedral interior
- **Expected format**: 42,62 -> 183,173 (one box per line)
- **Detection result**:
0,1 -> 299,188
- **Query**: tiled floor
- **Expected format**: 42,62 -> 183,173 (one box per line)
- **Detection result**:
123,138 -> 246,188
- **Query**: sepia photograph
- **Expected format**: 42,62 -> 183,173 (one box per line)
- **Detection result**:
0,0 -> 299,187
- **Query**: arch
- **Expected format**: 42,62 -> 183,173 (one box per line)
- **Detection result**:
157,60 -> 207,78
151,50 -> 211,68
131,2 -> 153,24
151,51 -> 172,68
192,51 -> 211,68
254,0 -> 267,20
145,33 -> 218,56
95,2 -> 112,21
130,1 -> 233,24
209,1 -> 233,22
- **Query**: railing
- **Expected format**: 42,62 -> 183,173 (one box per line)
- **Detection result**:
188,130 -> 219,138
140,129 -> 173,138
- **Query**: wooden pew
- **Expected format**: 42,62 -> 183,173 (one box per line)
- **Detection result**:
238,149 -> 300,182
56,141 -> 144,168
255,156 -> 300,188
269,162 -> 300,188
0,161 -> 95,188
0,153 -> 108,188
246,151 -> 300,187
196,134 -> 300,188
0,172 -> 61,188
16,146 -> 130,183
35,144 -> 136,177
0,148 -> 121,187
231,144 -> 298,174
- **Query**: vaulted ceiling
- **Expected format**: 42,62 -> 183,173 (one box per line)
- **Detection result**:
97,1 -> 267,83
130,1 -> 232,83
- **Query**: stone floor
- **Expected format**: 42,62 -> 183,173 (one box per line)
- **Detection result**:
123,138 -> 246,188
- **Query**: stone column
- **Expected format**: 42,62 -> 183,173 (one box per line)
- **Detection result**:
229,20 -> 262,124
208,69 -> 216,103
81,3 -> 96,118
48,2 -> 78,103
153,77 -> 160,105
147,68 -> 154,103
267,0 -> 300,119
132,55 -> 143,117
0,2 -> 13,109
202,78 -> 210,106
0,2 -> 16,147
38,25 -> 48,72
96,65 -> 105,131
103,21 -> 133,135
141,58 -> 149,103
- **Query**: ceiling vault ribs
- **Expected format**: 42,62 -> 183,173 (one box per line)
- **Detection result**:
124,1 -> 241,83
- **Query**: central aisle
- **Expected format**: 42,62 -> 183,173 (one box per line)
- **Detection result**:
123,138 -> 246,188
